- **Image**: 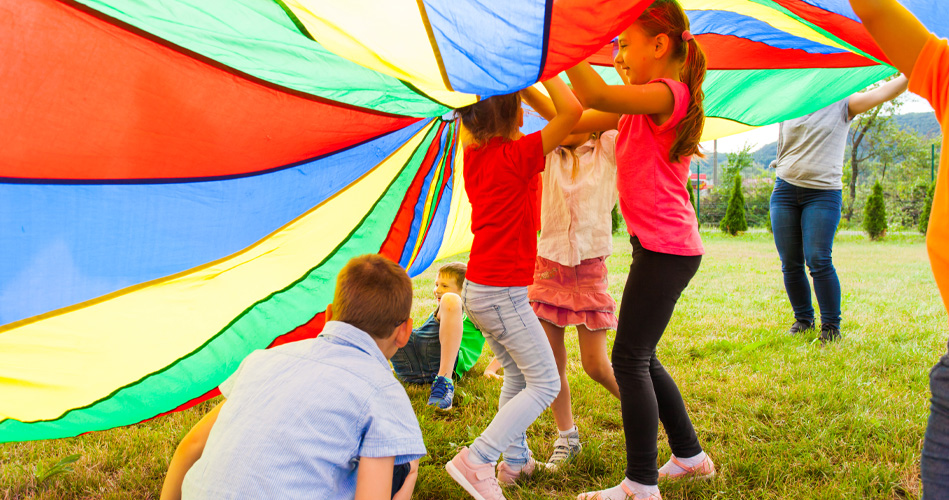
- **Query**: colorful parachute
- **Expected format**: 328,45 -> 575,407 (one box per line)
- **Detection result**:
0,0 -> 942,443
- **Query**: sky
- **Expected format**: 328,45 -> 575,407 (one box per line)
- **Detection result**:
700,94 -> 937,155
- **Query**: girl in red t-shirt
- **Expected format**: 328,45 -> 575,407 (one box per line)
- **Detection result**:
563,1 -> 714,499
444,78 -> 581,499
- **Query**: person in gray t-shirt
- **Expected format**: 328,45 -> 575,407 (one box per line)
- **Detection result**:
769,75 -> 907,343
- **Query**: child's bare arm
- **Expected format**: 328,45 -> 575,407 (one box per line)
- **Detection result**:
540,78 -> 583,155
522,85 -> 619,136
436,293 -> 464,377
848,74 -> 908,118
566,62 -> 674,117
521,86 -> 556,121
392,459 -> 419,500
355,456 -> 395,500
849,0 -> 930,76
160,401 -> 224,500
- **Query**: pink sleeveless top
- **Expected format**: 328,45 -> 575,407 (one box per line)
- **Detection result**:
615,78 -> 704,256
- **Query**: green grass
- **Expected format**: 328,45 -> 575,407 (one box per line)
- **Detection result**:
2,231 -> 944,499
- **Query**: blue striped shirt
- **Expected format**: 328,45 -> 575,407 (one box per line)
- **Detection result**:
182,321 -> 426,499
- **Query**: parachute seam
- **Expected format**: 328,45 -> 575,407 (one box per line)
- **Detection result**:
415,0 -> 455,92
535,0 -> 555,82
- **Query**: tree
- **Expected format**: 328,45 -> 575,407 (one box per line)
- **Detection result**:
863,180 -> 888,240
920,181 -> 936,234
723,142 -> 755,188
720,174 -> 748,235
845,80 -> 905,221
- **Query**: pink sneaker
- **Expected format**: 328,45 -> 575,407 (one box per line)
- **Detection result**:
576,482 -> 662,500
657,454 -> 716,481
496,453 -> 551,485
446,447 -> 505,500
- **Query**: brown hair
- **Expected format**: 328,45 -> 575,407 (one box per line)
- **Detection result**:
456,93 -> 522,146
332,254 -> 412,339
638,0 -> 707,162
437,262 -> 467,290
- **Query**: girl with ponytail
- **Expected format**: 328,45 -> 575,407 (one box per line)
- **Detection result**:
564,1 -> 714,498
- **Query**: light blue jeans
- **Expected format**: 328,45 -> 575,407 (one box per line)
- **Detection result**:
462,281 -> 560,466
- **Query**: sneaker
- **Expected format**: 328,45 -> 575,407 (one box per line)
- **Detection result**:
819,324 -> 841,344
789,319 -> 815,335
547,433 -> 582,469
657,454 -> 716,481
497,452 -> 551,485
427,375 -> 454,410
446,447 -> 505,500
577,482 -> 662,500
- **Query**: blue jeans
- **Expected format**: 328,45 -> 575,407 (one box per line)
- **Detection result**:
462,281 -> 560,466
923,346 -> 949,499
391,313 -> 445,384
770,177 -> 842,328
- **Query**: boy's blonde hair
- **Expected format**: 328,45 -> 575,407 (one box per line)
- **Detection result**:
438,262 -> 467,290
333,254 -> 412,339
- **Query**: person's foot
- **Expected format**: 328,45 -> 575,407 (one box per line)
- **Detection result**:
446,447 -> 505,500
789,319 -> 815,335
496,452 -> 551,485
819,324 -> 841,344
657,452 -> 716,481
547,429 -> 581,470
577,479 -> 661,500
427,375 -> 454,410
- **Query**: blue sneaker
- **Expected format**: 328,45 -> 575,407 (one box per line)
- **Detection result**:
427,376 -> 454,410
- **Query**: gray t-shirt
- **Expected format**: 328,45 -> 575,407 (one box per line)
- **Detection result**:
773,98 -> 852,190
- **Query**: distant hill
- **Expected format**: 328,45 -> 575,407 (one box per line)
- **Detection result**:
695,112 -> 941,178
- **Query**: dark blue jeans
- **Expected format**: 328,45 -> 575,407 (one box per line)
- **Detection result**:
923,346 -> 949,499
770,177 -> 842,328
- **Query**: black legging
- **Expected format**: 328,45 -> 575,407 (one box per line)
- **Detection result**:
612,236 -> 703,485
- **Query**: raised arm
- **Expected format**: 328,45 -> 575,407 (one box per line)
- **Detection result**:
849,0 -> 930,76
848,74 -> 908,118
539,77 -> 583,155
565,62 -> 674,117
160,401 -> 224,500
521,85 -> 619,137
521,86 -> 556,121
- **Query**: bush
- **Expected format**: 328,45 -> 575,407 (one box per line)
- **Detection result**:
720,174 -> 748,235
920,182 -> 936,234
863,180 -> 888,240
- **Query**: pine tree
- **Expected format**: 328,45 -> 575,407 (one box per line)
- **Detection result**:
720,174 -> 747,235
863,180 -> 888,240
920,181 -> 936,235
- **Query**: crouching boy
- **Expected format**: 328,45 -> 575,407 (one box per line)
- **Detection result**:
391,262 -> 485,410
161,254 -> 426,500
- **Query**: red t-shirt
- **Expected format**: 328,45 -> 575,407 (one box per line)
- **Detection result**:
616,78 -> 704,256
463,131 -> 545,286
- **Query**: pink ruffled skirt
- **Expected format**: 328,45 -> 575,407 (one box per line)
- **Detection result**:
528,256 -> 617,331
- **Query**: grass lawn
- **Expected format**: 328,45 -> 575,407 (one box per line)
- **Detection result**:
2,230 -> 945,499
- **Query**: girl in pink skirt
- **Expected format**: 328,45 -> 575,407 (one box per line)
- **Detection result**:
521,86 -> 623,468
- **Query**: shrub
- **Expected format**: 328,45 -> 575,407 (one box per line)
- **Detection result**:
720,174 -> 748,235
920,182 -> 936,235
863,180 -> 888,240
